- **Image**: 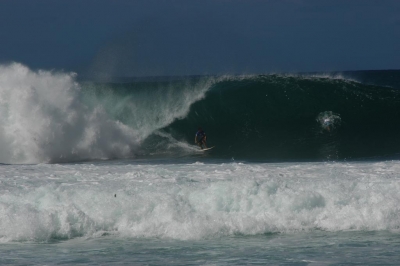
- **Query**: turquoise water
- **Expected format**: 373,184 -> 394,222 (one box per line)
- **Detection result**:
1,231 -> 400,264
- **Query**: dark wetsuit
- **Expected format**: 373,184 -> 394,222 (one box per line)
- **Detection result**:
195,130 -> 206,147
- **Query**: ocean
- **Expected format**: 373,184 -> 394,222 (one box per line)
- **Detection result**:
1,63 -> 400,265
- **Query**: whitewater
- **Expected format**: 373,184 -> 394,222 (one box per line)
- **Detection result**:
1,63 -> 400,264
0,63 -> 210,164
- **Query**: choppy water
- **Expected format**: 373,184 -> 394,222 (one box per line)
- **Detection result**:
1,160 -> 400,264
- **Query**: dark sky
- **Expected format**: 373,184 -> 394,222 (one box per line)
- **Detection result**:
0,0 -> 399,77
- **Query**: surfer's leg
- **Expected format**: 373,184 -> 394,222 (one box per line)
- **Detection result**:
198,139 -> 203,149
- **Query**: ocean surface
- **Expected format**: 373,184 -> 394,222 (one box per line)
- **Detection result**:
1,63 -> 400,265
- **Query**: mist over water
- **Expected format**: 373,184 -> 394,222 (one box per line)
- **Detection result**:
0,63 -> 137,163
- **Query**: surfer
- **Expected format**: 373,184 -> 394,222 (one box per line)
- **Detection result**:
195,127 -> 207,149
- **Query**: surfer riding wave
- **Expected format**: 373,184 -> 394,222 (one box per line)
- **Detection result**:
195,127 -> 207,149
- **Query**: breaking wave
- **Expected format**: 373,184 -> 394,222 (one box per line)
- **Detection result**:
0,63 -> 211,163
1,161 -> 400,242
1,63 -> 400,163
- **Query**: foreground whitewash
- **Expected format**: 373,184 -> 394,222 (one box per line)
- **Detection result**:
0,161 -> 399,242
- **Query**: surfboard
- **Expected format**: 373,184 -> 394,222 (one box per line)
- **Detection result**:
201,146 -> 215,151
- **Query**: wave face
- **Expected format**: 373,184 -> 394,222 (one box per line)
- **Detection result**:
1,161 -> 400,242
161,74 -> 400,160
0,63 -> 400,163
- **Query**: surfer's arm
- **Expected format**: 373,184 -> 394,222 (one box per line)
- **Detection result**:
195,136 -> 198,143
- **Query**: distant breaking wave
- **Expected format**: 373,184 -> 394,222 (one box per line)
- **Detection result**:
1,63 -> 400,163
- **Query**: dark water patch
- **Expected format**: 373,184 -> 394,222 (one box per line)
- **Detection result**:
160,74 -> 400,160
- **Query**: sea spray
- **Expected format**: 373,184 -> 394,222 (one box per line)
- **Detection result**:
0,63 -> 212,163
79,77 -> 214,139
0,63 -> 141,163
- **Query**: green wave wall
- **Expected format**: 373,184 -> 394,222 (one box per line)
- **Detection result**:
162,75 -> 400,160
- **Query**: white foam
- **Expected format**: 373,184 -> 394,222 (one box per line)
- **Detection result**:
1,161 -> 400,242
0,63 -> 211,163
